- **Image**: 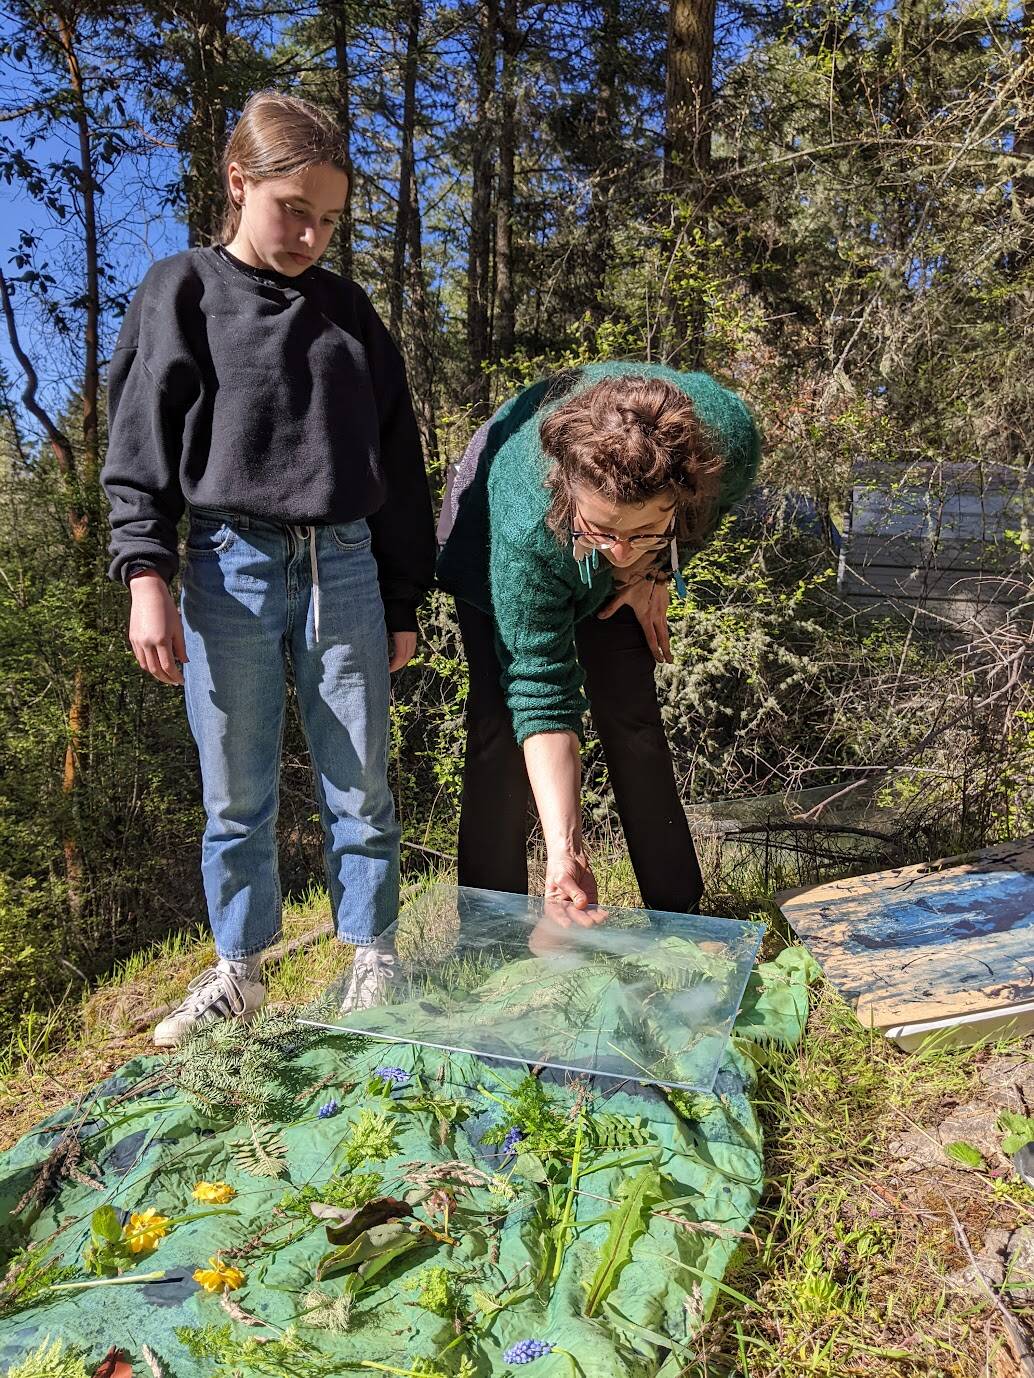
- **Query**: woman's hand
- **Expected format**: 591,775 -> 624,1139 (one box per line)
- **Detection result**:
597,576 -> 672,664
128,571 -> 188,686
529,850 -> 606,955
544,849 -> 598,909
388,630 -> 418,672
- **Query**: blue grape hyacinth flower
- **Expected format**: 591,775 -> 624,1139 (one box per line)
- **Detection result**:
503,1339 -> 553,1365
373,1066 -> 410,1087
317,1099 -> 339,1119
501,1126 -> 525,1159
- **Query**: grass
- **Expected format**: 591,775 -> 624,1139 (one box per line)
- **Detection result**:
1,847 -> 1032,1377
695,991 -> 1034,1377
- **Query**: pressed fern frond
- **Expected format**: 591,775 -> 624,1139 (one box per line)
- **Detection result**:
231,1123 -> 288,1180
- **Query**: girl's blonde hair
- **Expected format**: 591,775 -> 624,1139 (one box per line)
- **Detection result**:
218,89 -> 349,243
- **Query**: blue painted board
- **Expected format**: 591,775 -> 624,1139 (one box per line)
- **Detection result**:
778,839 -> 1034,1027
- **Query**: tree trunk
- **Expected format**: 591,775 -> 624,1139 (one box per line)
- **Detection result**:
585,0 -> 621,338
408,174 -> 439,470
391,0 -> 421,338
180,0 -> 229,247
663,0 -> 715,365
59,14 -> 100,514
52,11 -> 104,915
329,0 -> 355,278
465,0 -> 498,415
1014,0 -> 1034,269
494,0 -> 518,360
664,0 -> 714,192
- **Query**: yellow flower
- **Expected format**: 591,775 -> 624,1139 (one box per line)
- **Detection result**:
192,1180 -> 236,1204
193,1255 -> 246,1293
125,1207 -> 171,1253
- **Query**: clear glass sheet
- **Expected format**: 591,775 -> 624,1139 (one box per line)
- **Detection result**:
301,885 -> 764,1092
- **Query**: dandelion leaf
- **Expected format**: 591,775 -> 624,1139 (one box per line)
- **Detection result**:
583,1161 -> 663,1317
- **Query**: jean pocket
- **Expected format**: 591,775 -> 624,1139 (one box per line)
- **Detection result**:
185,517 -> 236,556
329,520 -> 372,552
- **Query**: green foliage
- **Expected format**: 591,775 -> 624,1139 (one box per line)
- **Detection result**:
316,1220 -> 430,1284
169,1007 -> 328,1123
231,1123 -> 288,1180
173,1323 -> 336,1377
83,1203 -> 132,1277
402,1264 -> 460,1318
582,1162 -> 664,1317
998,1112 -> 1034,1157
397,1087 -> 471,1145
0,874 -> 69,1044
277,1172 -> 384,1218
944,1140 -> 985,1169
0,1244 -> 77,1320
607,936 -> 736,994
339,1110 -> 399,1170
481,1076 -> 653,1157
3,1337 -> 91,1378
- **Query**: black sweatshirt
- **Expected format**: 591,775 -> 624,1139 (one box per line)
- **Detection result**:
101,245 -> 436,632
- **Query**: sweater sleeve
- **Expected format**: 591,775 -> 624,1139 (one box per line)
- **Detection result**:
489,526 -> 587,747
100,262 -> 202,585
355,288 -> 436,633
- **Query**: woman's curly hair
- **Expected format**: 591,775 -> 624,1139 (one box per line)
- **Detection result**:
541,374 -> 724,546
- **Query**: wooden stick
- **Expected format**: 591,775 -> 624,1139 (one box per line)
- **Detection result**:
944,1197 -> 1034,1378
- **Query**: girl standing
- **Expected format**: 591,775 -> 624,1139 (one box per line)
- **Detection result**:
102,90 -> 435,1045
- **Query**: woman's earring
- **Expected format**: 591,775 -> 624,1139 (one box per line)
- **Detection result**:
573,540 -> 599,588
671,535 -> 687,601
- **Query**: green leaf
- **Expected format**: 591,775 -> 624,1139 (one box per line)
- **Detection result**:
944,1140 -> 984,1169
316,1221 -> 433,1282
317,1195 -> 415,1245
998,1112 -> 1034,1156
583,1162 -> 663,1317
231,1123 -> 288,1179
512,1150 -> 549,1184
90,1205 -> 123,1246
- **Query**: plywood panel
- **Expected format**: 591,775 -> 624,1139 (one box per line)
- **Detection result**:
838,594 -> 1022,629
851,461 -> 1025,492
845,535 -> 1021,573
851,491 -> 1023,540
839,566 -> 1026,602
778,838 -> 1034,1029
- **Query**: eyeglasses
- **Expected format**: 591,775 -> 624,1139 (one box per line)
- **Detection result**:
569,520 -> 676,552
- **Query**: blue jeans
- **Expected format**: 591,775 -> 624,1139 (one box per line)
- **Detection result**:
180,506 -> 399,957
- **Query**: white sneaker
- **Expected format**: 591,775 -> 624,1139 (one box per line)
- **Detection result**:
338,938 -> 397,1015
153,960 -> 265,1048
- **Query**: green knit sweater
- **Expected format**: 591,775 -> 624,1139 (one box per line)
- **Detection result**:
436,361 -> 762,745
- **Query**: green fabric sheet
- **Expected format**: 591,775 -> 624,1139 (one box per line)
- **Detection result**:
0,949 -> 815,1377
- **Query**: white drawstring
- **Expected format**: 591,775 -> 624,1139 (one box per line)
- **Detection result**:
295,525 -> 320,642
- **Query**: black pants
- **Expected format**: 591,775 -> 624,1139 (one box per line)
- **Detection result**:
454,598 -> 703,913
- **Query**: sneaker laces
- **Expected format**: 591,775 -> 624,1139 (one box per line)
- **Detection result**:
176,967 -> 248,1018
353,947 -> 394,993
341,945 -> 396,1011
